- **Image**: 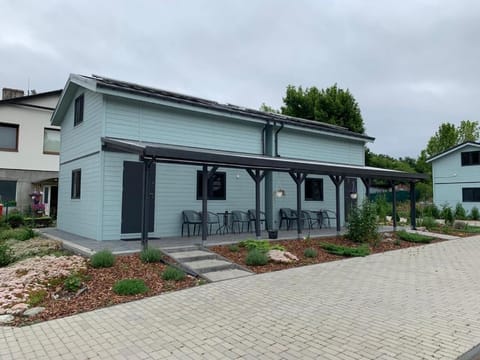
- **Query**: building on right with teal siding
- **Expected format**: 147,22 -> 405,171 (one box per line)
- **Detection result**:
427,142 -> 480,212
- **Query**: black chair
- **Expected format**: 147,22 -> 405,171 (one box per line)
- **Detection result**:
200,211 -> 221,235
319,209 -> 336,228
181,210 -> 202,236
279,208 -> 298,230
301,210 -> 320,230
248,209 -> 266,232
231,210 -> 250,233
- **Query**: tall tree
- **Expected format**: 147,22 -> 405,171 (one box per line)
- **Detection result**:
457,120 -> 480,143
425,121 -> 480,157
280,84 -> 365,134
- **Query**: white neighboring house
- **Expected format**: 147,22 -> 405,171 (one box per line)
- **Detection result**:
0,88 -> 61,216
427,141 -> 480,212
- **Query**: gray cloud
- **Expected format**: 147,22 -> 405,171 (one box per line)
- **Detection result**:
1,0 -> 479,158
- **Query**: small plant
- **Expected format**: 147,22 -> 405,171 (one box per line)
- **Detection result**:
140,247 -> 163,263
6,213 -> 24,228
440,204 -> 454,226
375,194 -> 389,223
423,203 -> 440,219
113,278 -> 149,295
471,206 -> 480,220
28,289 -> 47,306
419,216 -> 437,230
228,244 -> 240,252
393,238 -> 401,246
245,249 -> 269,266
320,243 -> 370,257
396,230 -> 433,243
63,273 -> 83,292
303,248 -> 317,258
454,203 -> 467,220
161,266 -> 186,281
0,243 -> 14,267
90,249 -> 115,268
239,239 -> 284,252
0,227 -> 36,241
346,200 -> 379,244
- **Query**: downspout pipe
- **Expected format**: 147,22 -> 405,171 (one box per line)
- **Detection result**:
261,121 -> 269,155
274,122 -> 284,157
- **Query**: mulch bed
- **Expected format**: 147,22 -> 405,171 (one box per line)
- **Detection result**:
210,234 -> 444,274
13,254 -> 199,326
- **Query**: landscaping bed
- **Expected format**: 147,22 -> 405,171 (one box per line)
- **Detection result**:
210,233 -> 444,274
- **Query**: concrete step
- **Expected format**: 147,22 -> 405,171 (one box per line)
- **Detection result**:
168,250 -> 216,262
202,269 -> 253,282
183,259 -> 236,274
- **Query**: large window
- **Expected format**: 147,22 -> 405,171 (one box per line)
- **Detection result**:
43,128 -> 60,154
74,94 -> 84,126
0,123 -> 19,151
305,178 -> 324,201
196,171 -> 226,200
461,151 -> 480,166
463,188 -> 480,202
71,169 -> 81,199
0,180 -> 16,202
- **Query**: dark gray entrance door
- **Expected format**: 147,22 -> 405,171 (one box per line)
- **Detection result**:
344,177 -> 358,222
121,161 -> 155,234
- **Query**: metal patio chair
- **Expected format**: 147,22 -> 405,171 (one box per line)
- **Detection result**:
247,209 -> 266,232
231,210 -> 251,233
181,210 -> 202,236
200,211 -> 221,235
301,210 -> 320,230
319,209 -> 336,228
279,208 -> 298,230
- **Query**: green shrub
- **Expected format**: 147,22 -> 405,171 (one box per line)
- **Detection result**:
346,200 -> 379,244
303,248 -> 317,258
63,273 -> 83,292
161,266 -> 186,281
228,244 -> 240,252
245,249 -> 269,266
0,243 -> 14,267
419,216 -> 437,230
423,204 -> 440,219
140,247 -> 163,263
6,213 -> 24,228
0,227 -> 36,242
113,279 -> 149,295
374,194 -> 389,222
239,239 -> 284,252
90,249 -> 115,268
396,230 -> 433,243
454,203 -> 467,220
27,289 -> 47,306
320,243 -> 370,257
471,206 -> 480,220
440,204 -> 454,225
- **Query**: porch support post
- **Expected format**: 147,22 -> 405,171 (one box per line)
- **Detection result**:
201,165 -> 209,245
247,169 -> 266,238
361,177 -> 371,198
140,157 -> 153,251
410,181 -> 417,230
329,175 -> 345,235
289,171 -> 307,239
391,180 -> 397,231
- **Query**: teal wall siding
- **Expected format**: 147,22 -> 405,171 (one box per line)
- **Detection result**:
104,97 -> 263,154
432,145 -> 480,212
57,153 -> 100,239
59,89 -> 103,163
279,128 -> 365,165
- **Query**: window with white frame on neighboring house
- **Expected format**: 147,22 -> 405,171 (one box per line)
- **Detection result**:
461,151 -> 480,166
71,169 -> 81,199
0,180 -> 16,202
74,94 -> 84,126
196,171 -> 226,200
0,123 -> 19,151
463,187 -> 480,202
305,178 -> 324,201
43,128 -> 60,154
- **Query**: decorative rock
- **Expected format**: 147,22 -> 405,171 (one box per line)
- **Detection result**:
0,314 -> 14,324
267,250 -> 299,263
416,227 -> 427,232
383,233 -> 393,238
23,307 -> 45,317
10,303 -> 28,315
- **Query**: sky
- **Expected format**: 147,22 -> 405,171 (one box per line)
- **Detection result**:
1,0 -> 479,159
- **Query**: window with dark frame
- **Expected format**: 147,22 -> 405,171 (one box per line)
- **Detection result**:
43,128 -> 60,154
74,94 -> 84,126
0,123 -> 19,151
462,187 -> 480,202
0,180 -> 16,202
196,171 -> 226,200
305,178 -> 324,201
71,169 -> 81,199
461,151 -> 480,166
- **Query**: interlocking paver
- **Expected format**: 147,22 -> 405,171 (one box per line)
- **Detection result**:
3,237 -> 480,358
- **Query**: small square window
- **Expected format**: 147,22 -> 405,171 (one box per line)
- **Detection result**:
43,128 -> 60,154
463,187 -> 480,202
196,171 -> 226,200
71,169 -> 81,199
0,180 -> 16,202
461,151 -> 480,166
0,123 -> 19,151
305,178 -> 324,201
74,95 -> 84,126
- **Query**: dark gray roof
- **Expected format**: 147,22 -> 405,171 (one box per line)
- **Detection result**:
102,137 -> 427,181
87,74 -> 374,142
0,89 -> 61,111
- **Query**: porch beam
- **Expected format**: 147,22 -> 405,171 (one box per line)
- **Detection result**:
410,181 -> 417,230
391,181 -> 397,231
140,158 -> 153,251
201,165 -> 209,244
329,175 -> 345,235
361,177 -> 371,198
289,171 -> 307,238
246,169 -> 266,238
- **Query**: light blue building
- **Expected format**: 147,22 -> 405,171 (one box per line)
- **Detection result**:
428,142 -> 480,212
51,75 -> 425,243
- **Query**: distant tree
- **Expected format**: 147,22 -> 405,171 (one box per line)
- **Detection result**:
281,84 -> 365,134
425,121 -> 480,157
259,103 -> 280,114
457,120 -> 480,143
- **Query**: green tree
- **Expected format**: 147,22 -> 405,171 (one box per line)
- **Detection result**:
280,84 -> 365,134
457,120 -> 480,143
425,123 -> 459,158
259,103 -> 279,114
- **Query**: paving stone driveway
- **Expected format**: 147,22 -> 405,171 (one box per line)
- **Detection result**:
2,237 -> 480,359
